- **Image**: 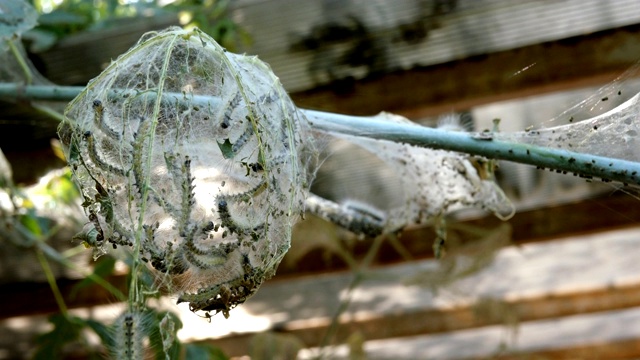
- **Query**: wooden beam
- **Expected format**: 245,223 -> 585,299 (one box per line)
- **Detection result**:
196,225 -> 640,356
265,283 -> 640,348
2,192 -> 639,320
0,275 -> 127,320
291,24 -> 640,118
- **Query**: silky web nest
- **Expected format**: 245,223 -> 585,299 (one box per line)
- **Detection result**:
58,26 -> 516,319
335,113 -> 516,231
58,27 -> 314,317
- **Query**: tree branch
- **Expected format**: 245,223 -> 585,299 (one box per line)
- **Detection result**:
1,83 -> 639,186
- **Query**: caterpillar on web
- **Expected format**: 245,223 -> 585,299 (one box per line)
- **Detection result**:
60,27 -> 316,317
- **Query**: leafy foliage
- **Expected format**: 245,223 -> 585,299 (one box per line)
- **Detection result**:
32,315 -> 80,359
25,0 -> 249,52
0,0 -> 38,38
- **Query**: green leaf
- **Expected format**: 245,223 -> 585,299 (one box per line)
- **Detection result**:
185,343 -> 229,360
216,138 -> 235,159
0,0 -> 38,39
159,312 -> 181,360
23,28 -> 59,53
38,10 -> 88,26
70,255 -> 116,298
18,211 -> 43,237
148,310 -> 183,360
45,169 -> 80,204
33,314 -> 85,360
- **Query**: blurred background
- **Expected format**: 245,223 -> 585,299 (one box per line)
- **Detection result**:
2,0 -> 640,359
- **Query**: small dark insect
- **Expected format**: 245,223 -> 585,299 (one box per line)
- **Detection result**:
250,162 -> 263,172
203,221 -> 215,232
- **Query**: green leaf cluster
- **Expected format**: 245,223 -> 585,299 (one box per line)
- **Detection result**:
24,0 -> 249,52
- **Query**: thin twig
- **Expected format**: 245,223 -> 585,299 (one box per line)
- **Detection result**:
7,39 -> 33,84
35,247 -> 69,316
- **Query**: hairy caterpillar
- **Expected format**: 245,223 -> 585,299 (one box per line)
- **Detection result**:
112,312 -> 147,360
